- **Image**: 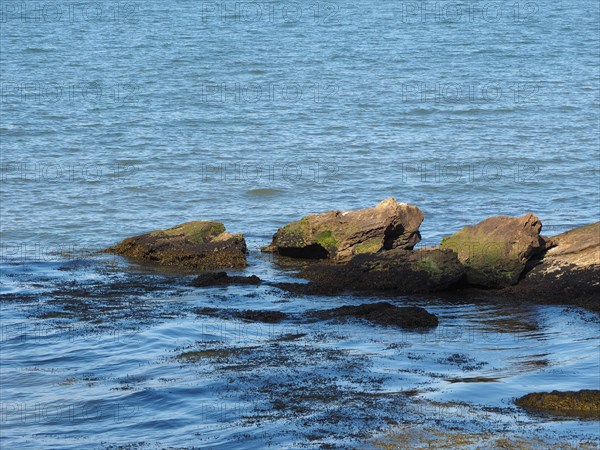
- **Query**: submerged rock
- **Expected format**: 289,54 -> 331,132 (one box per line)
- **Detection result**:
109,221 -> 247,271
515,390 -> 600,419
505,222 -> 600,310
298,248 -> 465,294
440,213 -> 544,288
312,302 -> 438,329
262,198 -> 424,261
194,306 -> 287,323
190,272 -> 261,287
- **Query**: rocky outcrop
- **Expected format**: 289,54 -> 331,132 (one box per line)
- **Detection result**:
440,213 -> 544,288
262,198 -> 424,262
294,248 -> 465,294
515,390 -> 600,419
311,302 -> 438,329
505,222 -> 599,310
109,221 -> 247,271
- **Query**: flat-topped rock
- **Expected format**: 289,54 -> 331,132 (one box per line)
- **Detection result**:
109,221 -> 247,271
262,198 -> 424,262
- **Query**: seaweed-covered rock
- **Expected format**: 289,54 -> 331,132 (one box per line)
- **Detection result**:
262,198 -> 423,261
515,390 -> 600,419
297,248 -> 465,294
109,221 -> 247,270
312,302 -> 438,329
440,213 -> 544,288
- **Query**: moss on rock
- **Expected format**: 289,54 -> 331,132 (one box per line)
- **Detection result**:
440,213 -> 543,288
263,198 -> 424,261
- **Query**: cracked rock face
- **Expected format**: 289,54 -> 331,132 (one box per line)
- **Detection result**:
109,221 -> 247,271
440,213 -> 545,288
262,198 -> 424,262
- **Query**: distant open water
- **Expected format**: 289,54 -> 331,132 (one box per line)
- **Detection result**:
1,0 -> 599,448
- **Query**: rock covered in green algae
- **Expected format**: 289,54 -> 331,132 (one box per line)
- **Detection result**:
298,248 -> 465,294
516,390 -> 600,419
440,213 -> 544,288
262,198 -> 424,262
109,221 -> 247,271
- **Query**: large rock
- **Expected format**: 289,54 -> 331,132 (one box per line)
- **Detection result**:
515,390 -> 600,419
440,213 -> 544,288
262,198 -> 424,261
295,248 -> 465,294
506,222 -> 599,310
109,221 -> 247,270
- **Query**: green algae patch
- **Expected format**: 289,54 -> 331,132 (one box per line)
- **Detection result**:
276,218 -> 311,247
515,390 -> 600,419
158,221 -> 225,244
411,256 -> 440,275
314,230 -> 338,251
354,237 -> 382,255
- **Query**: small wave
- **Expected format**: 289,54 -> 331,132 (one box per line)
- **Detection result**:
24,48 -> 53,53
246,188 -> 284,196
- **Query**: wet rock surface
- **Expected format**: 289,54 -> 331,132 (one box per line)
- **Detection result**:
194,302 -> 438,329
108,221 -> 247,271
516,390 -> 600,419
190,271 -> 261,287
262,198 -> 424,261
194,306 -> 289,323
287,248 -> 465,295
440,213 -> 544,288
310,302 -> 439,329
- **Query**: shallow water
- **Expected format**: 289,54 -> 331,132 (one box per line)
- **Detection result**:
1,0 -> 599,448
1,251 -> 599,449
